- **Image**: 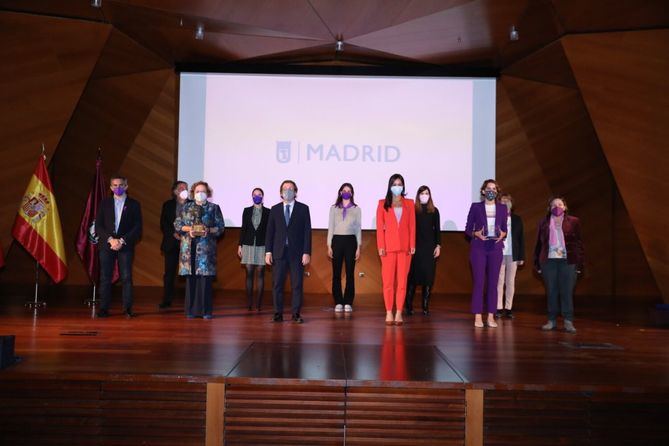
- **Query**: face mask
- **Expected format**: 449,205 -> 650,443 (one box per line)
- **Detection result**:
390,185 -> 403,196
178,190 -> 188,200
551,207 -> 565,217
484,190 -> 497,201
341,192 -> 352,200
194,192 -> 207,202
112,186 -> 126,196
419,194 -> 430,204
282,189 -> 295,201
504,202 -> 512,211
252,195 -> 263,205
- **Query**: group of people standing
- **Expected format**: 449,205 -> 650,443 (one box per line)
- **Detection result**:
95,173 -> 584,333
464,179 -> 584,332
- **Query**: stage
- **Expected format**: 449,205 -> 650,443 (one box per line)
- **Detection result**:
1,290 -> 668,446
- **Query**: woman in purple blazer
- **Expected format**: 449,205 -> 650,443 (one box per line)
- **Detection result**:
465,179 -> 508,328
533,197 -> 584,333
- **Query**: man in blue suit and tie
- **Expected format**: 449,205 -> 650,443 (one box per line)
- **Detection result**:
265,180 -> 312,323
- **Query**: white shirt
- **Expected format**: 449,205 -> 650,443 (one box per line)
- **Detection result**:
503,216 -> 512,255
393,206 -> 403,224
485,203 -> 496,237
114,195 -> 126,233
283,201 -> 295,220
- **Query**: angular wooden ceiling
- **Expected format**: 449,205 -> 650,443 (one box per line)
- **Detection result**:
1,0 -> 667,71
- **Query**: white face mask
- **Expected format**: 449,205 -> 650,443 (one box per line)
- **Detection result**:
194,192 -> 207,202
419,194 -> 430,204
178,190 -> 188,200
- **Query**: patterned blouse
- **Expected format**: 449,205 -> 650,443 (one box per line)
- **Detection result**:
174,201 -> 225,276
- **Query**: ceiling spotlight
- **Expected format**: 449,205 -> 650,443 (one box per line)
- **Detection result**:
195,24 -> 205,40
509,25 -> 519,41
91,0 -> 102,8
335,40 -> 344,52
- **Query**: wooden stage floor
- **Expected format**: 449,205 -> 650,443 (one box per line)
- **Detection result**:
1,290 -> 668,445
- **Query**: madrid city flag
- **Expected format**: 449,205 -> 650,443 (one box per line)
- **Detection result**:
12,154 -> 68,283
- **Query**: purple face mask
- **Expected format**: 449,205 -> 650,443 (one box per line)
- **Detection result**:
112,186 -> 125,196
551,207 -> 565,217
252,195 -> 263,205
341,192 -> 352,200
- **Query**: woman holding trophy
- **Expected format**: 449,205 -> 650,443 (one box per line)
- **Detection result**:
174,181 -> 225,319
464,179 -> 507,328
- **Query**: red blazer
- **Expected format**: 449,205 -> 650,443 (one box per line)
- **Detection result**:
376,198 -> 416,253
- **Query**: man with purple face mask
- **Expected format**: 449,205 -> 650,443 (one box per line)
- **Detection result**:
95,175 -> 143,318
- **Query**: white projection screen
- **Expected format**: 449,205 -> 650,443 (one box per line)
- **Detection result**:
178,73 -> 495,231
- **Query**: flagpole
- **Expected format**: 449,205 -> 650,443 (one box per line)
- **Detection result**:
83,147 -> 102,308
85,283 -> 97,307
25,143 -> 49,310
26,260 -> 47,309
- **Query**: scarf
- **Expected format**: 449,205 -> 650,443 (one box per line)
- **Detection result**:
341,202 -> 354,220
549,215 -> 565,250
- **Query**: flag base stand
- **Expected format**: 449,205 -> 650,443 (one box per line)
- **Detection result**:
84,284 -> 97,307
26,261 -> 46,310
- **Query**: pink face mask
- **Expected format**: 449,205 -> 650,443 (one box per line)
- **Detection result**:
551,207 -> 564,217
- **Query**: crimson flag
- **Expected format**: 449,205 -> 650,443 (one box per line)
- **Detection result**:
75,152 -> 117,285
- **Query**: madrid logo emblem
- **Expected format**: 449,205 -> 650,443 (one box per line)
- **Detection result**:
276,141 -> 291,163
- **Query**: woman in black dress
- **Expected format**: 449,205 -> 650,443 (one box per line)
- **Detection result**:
405,185 -> 441,315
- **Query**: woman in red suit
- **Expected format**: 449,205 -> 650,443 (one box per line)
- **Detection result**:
376,174 -> 416,326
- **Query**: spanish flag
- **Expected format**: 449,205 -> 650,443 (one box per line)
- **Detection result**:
12,154 -> 68,283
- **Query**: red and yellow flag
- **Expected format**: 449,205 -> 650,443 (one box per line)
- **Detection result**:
12,154 -> 67,283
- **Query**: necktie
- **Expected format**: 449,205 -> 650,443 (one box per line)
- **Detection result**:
284,205 -> 291,246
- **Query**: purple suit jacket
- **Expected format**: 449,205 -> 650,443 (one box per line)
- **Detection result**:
464,202 -> 508,250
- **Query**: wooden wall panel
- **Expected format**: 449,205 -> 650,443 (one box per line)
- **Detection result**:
118,72 -> 177,286
0,378 -> 206,446
224,383 -> 345,445
612,189 -> 660,297
0,12 -> 109,274
551,0 -> 669,33
484,390 -> 590,446
500,74 -> 614,295
46,67 -> 172,287
495,83 -> 552,295
484,389 -> 669,446
502,40 -> 577,88
346,386 -> 465,446
562,29 -> 669,302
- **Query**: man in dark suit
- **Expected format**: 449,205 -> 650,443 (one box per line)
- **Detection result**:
158,180 -> 188,309
265,180 -> 312,323
95,175 -> 142,318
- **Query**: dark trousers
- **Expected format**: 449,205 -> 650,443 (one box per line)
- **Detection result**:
185,276 -> 213,316
469,240 -> 503,314
541,259 -> 577,321
331,235 -> 357,306
99,248 -> 134,312
162,248 -> 179,304
272,255 -> 304,314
